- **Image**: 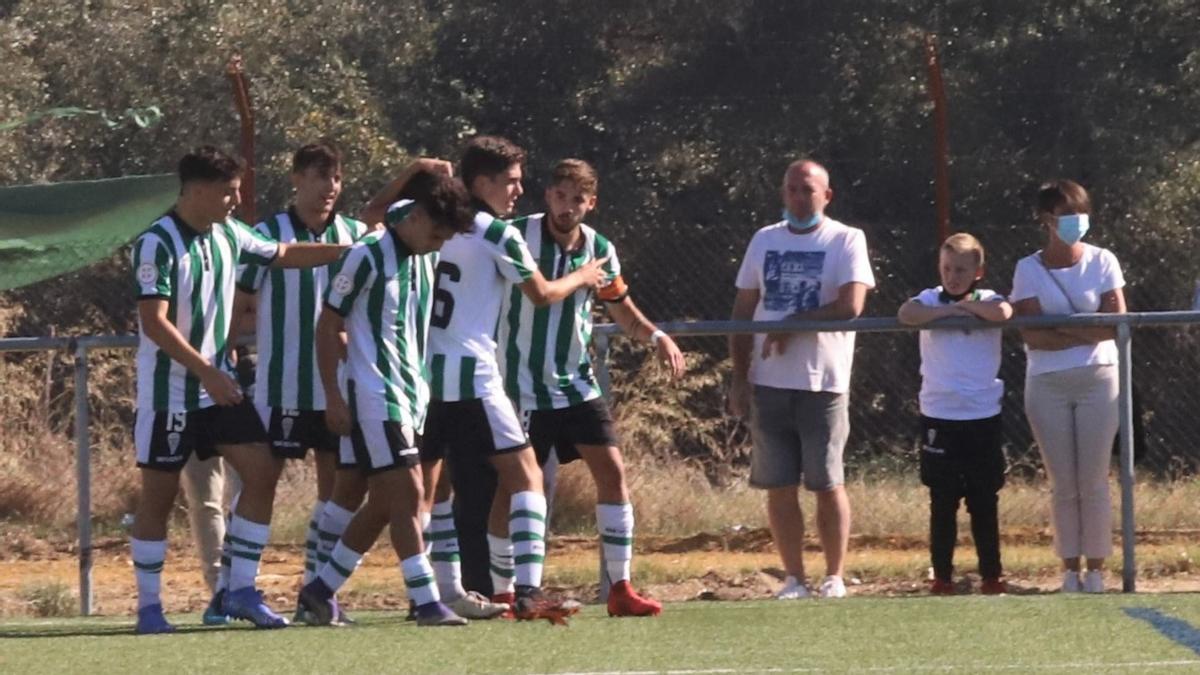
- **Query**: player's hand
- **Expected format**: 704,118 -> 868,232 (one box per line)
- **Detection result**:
655,334 -> 686,379
201,366 -> 243,406
325,396 -> 352,436
760,332 -> 791,359
411,157 -> 453,177
575,256 -> 610,289
727,377 -> 751,418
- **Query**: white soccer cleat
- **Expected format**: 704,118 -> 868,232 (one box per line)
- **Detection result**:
774,576 -> 810,600
819,575 -> 848,599
1082,570 -> 1105,594
446,590 -> 510,619
1061,571 -> 1083,593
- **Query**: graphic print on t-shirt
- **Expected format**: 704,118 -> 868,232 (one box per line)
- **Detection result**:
763,250 -> 825,312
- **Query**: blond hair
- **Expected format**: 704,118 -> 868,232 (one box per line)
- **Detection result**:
940,232 -> 985,267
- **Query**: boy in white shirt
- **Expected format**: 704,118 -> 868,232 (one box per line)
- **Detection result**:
898,233 -> 1012,595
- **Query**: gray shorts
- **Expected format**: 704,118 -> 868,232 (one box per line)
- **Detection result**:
749,385 -> 848,491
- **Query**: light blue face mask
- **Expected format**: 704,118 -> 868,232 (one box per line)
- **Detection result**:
783,209 -> 822,231
1056,213 -> 1090,245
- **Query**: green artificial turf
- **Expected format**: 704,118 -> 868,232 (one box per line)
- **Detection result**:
4,595 -> 1200,673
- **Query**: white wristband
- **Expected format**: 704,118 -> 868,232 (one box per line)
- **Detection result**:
650,329 -> 666,344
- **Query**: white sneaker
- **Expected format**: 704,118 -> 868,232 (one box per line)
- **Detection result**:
447,590 -> 509,619
1082,570 -> 1105,594
1061,571 -> 1082,593
819,575 -> 847,599
774,576 -> 810,600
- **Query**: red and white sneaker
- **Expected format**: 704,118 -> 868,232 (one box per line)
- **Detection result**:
607,580 -> 662,617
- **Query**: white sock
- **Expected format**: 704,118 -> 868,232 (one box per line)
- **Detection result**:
510,491 -> 547,588
401,553 -> 440,607
315,501 -> 355,576
226,515 -> 270,592
597,502 -> 634,584
488,533 -> 515,595
303,500 -> 327,585
317,539 -> 365,594
429,499 -> 465,600
131,538 -> 167,610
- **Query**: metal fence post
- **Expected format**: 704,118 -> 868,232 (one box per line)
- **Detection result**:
72,340 -> 94,615
593,331 -> 612,602
1117,322 -> 1136,593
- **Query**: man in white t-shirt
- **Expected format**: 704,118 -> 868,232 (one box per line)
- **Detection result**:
728,160 -> 875,600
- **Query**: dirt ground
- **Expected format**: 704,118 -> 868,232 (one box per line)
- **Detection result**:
4,527 -> 1200,617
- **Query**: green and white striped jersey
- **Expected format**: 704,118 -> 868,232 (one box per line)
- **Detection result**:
426,210 -> 537,401
497,214 -> 621,411
237,209 -> 368,411
324,200 -> 435,427
132,212 -> 280,412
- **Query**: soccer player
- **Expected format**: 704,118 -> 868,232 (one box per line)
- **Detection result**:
496,158 -> 685,617
422,136 -> 607,622
297,170 -> 477,627
234,142 -> 369,623
129,146 -> 348,634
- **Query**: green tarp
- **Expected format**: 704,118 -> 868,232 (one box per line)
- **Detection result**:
0,174 -> 178,290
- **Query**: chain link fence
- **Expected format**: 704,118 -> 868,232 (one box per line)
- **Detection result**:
602,212 -> 1200,480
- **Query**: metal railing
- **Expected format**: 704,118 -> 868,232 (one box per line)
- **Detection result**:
2,311 -> 1197,614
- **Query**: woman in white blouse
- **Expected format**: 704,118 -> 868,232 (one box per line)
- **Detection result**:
1010,180 -> 1126,594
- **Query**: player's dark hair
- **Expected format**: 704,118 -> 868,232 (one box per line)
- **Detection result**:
1037,179 -> 1091,216
402,171 -> 475,234
460,135 -> 526,189
292,141 -> 342,175
550,158 -> 598,195
178,146 -> 243,185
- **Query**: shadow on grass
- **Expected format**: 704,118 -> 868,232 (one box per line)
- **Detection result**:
0,623 -> 224,639
1123,607 -> 1200,655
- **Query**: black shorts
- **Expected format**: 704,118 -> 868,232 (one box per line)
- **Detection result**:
337,419 -> 421,475
134,400 -> 268,472
918,415 -> 1006,496
256,404 -> 339,459
423,396 -> 529,464
527,397 -> 619,466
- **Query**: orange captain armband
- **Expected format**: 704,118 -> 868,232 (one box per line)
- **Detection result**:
596,274 -> 629,303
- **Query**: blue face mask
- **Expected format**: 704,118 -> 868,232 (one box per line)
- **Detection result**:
1056,213 -> 1090,245
783,209 -> 822,231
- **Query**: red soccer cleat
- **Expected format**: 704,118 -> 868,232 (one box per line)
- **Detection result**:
491,592 -> 515,620
607,580 -> 662,617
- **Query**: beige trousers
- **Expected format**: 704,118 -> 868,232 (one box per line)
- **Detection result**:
1024,364 -> 1119,560
180,456 -> 242,592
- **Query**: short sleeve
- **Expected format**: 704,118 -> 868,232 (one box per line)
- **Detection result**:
131,233 -> 173,299
836,228 -> 876,289
1010,257 -> 1038,302
324,245 -> 375,316
1099,248 -> 1126,294
236,221 -> 272,292
233,219 -> 280,266
481,216 -> 536,283
592,233 -> 622,281
734,231 -> 763,290
978,289 -> 1007,303
912,288 -> 940,305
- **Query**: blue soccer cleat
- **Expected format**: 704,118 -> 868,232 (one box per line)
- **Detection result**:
414,601 -> 468,627
202,589 -> 230,626
135,604 -> 177,635
224,587 -> 288,629
297,579 -> 339,627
